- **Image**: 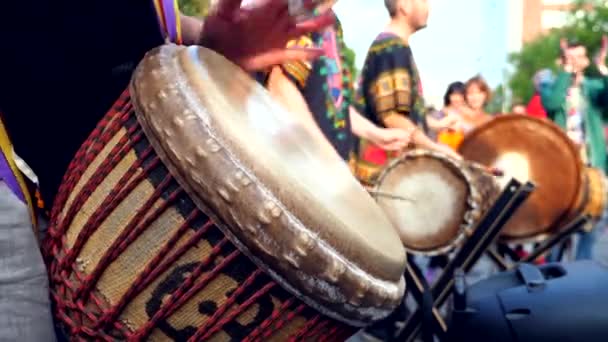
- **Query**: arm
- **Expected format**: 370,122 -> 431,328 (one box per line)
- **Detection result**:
426,111 -> 459,131
383,113 -> 438,151
350,108 -> 411,151
540,71 -> 572,117
176,1 -> 335,71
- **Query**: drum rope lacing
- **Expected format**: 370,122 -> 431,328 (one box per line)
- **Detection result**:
43,90 -> 353,341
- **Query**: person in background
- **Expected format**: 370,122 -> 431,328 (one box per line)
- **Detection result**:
0,1 -> 334,340
461,75 -> 493,130
526,69 -> 554,119
355,0 -> 459,187
511,103 -> 527,115
428,81 -> 467,150
262,0 -> 413,173
541,36 -> 608,260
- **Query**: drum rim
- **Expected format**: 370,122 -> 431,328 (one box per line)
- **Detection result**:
130,44 -> 406,326
459,114 -> 585,240
373,149 -> 489,256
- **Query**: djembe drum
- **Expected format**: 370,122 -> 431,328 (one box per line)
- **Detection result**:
371,150 -> 500,255
43,45 -> 406,341
459,115 -> 583,242
567,167 -> 608,232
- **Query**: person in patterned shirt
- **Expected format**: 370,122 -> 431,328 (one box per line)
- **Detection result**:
260,0 -> 413,171
355,0 -> 459,186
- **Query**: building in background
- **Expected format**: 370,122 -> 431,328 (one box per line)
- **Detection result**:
522,0 -> 576,43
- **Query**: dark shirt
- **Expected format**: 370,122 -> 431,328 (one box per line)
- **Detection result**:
0,1 -> 164,205
279,18 -> 356,165
354,32 -> 426,185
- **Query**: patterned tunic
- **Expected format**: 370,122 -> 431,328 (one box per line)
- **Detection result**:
354,33 -> 426,185
279,17 -> 357,169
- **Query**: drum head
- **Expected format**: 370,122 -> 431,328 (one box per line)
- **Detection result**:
459,115 -> 583,240
130,45 -> 405,325
373,151 -> 471,255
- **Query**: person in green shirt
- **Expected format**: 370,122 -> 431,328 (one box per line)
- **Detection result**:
540,36 -> 608,260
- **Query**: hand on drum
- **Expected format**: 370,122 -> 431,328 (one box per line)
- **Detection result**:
200,0 -> 335,71
432,142 -> 463,160
369,127 -> 414,151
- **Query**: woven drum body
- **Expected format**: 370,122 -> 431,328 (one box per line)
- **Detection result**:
459,115 -> 583,242
570,167 -> 608,232
372,150 -> 500,255
44,45 -> 406,341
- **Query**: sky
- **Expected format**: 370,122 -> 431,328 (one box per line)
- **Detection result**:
334,0 -> 511,108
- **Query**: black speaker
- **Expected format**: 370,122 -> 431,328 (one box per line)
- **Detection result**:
448,261 -> 608,342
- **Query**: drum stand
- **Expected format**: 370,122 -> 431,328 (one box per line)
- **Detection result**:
486,214 -> 590,271
383,179 -> 535,342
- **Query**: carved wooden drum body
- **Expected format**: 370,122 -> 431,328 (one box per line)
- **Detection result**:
44,45 -> 406,341
372,150 -> 500,255
459,115 -> 583,242
570,167 -> 608,232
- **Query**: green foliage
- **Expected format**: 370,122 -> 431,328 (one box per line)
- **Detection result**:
342,44 -> 359,78
508,1 -> 608,104
178,0 -> 210,16
486,84 -> 506,114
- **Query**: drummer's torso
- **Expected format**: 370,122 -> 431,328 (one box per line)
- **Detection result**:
354,34 -> 425,185
356,34 -> 425,128
283,21 -> 357,163
0,0 -> 165,203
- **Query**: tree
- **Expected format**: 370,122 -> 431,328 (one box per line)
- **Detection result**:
508,0 -> 608,104
178,0 -> 210,16
342,44 -> 359,78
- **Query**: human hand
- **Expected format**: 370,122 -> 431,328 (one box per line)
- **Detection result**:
596,35 -> 608,76
561,38 -> 575,73
369,127 -> 413,151
200,0 -> 335,71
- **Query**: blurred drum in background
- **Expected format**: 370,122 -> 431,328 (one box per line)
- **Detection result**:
459,115 -> 583,242
371,150 -> 500,255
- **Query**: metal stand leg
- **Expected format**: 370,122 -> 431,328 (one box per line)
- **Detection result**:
393,179 -> 534,342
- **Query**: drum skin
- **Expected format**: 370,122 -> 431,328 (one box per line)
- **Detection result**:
372,150 -> 500,255
459,115 -> 583,241
43,45 -> 406,341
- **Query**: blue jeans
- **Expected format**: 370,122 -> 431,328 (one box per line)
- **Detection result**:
576,209 -> 608,260
0,181 -> 55,341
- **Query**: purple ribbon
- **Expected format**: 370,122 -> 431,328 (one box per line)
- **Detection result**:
161,0 -> 178,43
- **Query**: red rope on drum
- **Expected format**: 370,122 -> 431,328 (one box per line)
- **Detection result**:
53,142 -> 155,280
51,101 -> 132,228
289,314 -> 322,341
76,183 -> 183,302
319,323 -> 343,342
241,298 -> 296,342
131,242 -> 240,341
49,91 -> 130,227
187,269 -> 264,341
200,281 -> 277,341
96,210 -> 207,330
54,125 -> 144,274
300,317 -> 331,341
259,303 -> 307,341
46,99 -> 131,257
